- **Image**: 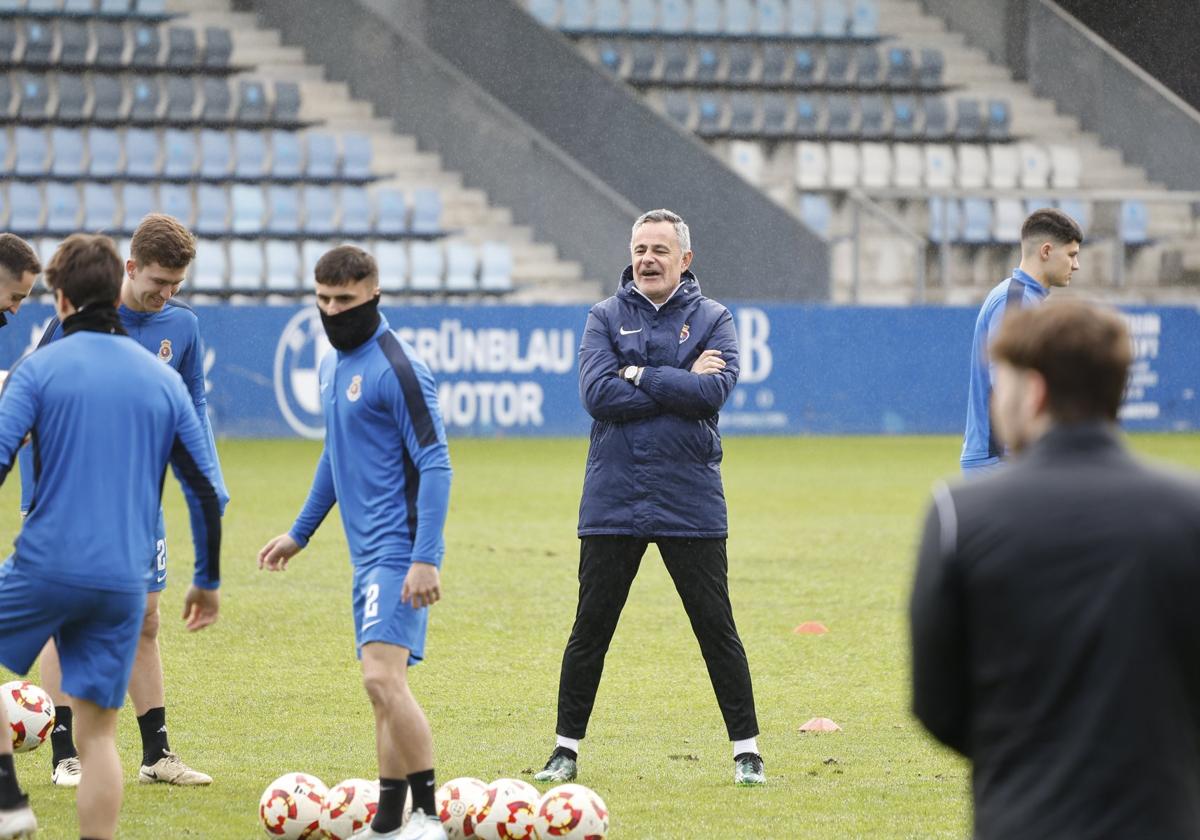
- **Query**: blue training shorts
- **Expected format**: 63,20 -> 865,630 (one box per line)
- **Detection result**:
0,557 -> 145,709
351,562 -> 428,666
148,508 -> 167,593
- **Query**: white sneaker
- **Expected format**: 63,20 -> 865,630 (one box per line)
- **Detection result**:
51,756 -> 82,787
349,809 -> 447,840
0,802 -> 37,839
138,751 -> 213,785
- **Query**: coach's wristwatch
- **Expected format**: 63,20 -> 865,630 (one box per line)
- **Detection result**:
622,365 -> 643,386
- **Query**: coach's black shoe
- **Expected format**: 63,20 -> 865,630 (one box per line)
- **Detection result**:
734,752 -> 765,785
533,747 -> 578,783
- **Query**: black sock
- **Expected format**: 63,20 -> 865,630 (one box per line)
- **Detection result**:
371,777 -> 409,833
137,707 -> 169,766
0,754 -> 26,810
408,768 -> 436,816
552,745 -> 578,762
51,704 -> 78,768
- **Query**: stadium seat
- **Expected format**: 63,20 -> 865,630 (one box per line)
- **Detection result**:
891,96 -> 916,140
230,183 -> 264,234
793,94 -> 818,135
305,132 -> 338,180
227,239 -> 263,292
953,98 -> 984,141
270,130 -> 302,180
660,0 -> 687,32
886,47 -> 913,88
233,129 -> 267,180
374,187 -> 408,235
200,77 -> 230,122
375,240 -> 407,292
57,74 -> 87,121
596,41 -> 625,75
987,143 -> 1020,189
1018,141 -> 1050,189
757,0 -> 785,35
992,198 -> 1024,244
854,47 -> 881,87
130,22 -> 160,68
162,127 -> 197,178
408,241 -> 443,292
927,197 -> 961,244
272,82 -> 301,124
798,193 -> 832,238
727,139 -> 763,183
166,26 -> 197,70
859,95 -> 885,139
1056,198 -> 1090,233
300,240 -> 324,283
891,142 -> 921,188
1048,144 -> 1082,189
190,238 -> 227,292
265,185 -> 300,235
28,0 -> 63,14
49,127 -> 86,177
592,0 -> 623,32
725,0 -> 754,35
164,76 -> 195,122
628,42 -> 658,82
129,75 -> 160,122
1023,197 -> 1052,218
136,0 -> 166,14
728,93 -> 758,135
340,185 -> 372,237
124,127 -> 160,178
859,142 -> 889,188
692,0 -> 720,34
986,99 -> 1010,141
302,185 -> 335,236
194,184 -> 227,235
851,0 -> 878,36
18,73 -> 50,120
955,144 -> 987,189
961,197 -> 991,244
627,0 -> 656,33
696,94 -> 725,135
45,182 -> 79,235
58,20 -> 90,66
922,97 -> 949,140
264,239 -> 300,292
20,20 -> 53,65
120,182 -> 153,231
0,21 -> 15,64
14,126 -> 47,176
824,45 -> 851,86
694,45 -> 721,82
825,94 -> 855,138
236,80 -> 269,125
88,127 -> 121,177
660,43 -> 689,82
819,0 -> 849,38
727,45 -> 755,84
479,242 -> 514,293
662,91 -> 693,129
64,0 -> 96,13
93,21 -> 125,67
444,241 -> 479,292
159,182 -> 192,225
917,48 -> 943,90
558,0 -> 589,30
760,44 -> 788,83
922,143 -> 954,188
203,27 -> 232,69
827,141 -> 858,188
410,188 -> 442,235
0,130 -> 9,175
1119,200 -> 1149,245
198,128 -> 231,179
788,0 -> 816,36
528,0 -> 558,26
760,94 -> 790,136
8,183 -> 42,234
82,182 -> 116,232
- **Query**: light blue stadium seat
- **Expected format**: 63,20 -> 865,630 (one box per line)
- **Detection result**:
194,184 -> 227,235
230,184 -> 264,235
696,94 -> 724,135
824,44 -> 851,85
264,239 -> 301,292
340,186 -> 372,237
788,0 -> 816,35
64,0 -> 95,13
234,130 -> 268,180
0,131 -> 9,175
851,0 -> 878,36
597,42 -> 625,74
593,0 -> 623,32
793,94 -> 818,134
928,197 -> 961,244
14,127 -> 48,177
992,198 -> 1024,244
373,189 -> 408,236
125,128 -> 161,179
82,183 -> 117,232
305,132 -> 339,180
757,0 -> 785,35
136,0 -> 166,16
228,240 -> 263,293
694,45 -> 721,81
954,98 -> 984,141
120,183 -> 153,232
444,241 -> 479,293
961,198 -> 992,244
0,0 -> 24,10
342,133 -> 372,181
408,241 -> 444,292
1119,200 -> 1149,245
270,131 -> 303,180
191,238 -> 227,293
659,0 -> 687,32
891,96 -> 916,139
410,188 -> 442,235
50,128 -> 86,178
761,94 -> 790,135
798,194 -> 832,238
479,242 -> 514,293
88,128 -> 122,178
375,241 -> 407,292
163,128 -> 197,179
9,183 -> 42,234
692,0 -> 720,33
662,92 -> 693,128
724,0 -> 753,34
266,185 -> 300,236
46,183 -> 79,235
1056,198 -> 1091,234
986,99 -> 1010,141
22,20 -> 53,63
627,0 -> 656,32
302,185 -> 336,236
918,48 -> 944,89
300,240 -> 324,283
27,0 -> 62,14
528,0 -> 559,26
886,47 -> 914,88
560,0 -> 590,31
922,97 -> 949,140
199,129 -> 232,179
792,45 -> 817,84
819,0 -> 848,37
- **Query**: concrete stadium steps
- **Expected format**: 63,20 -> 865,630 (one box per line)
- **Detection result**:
162,0 -> 589,295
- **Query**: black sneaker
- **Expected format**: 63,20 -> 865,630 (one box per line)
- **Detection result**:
533,746 -> 578,783
734,752 -> 765,785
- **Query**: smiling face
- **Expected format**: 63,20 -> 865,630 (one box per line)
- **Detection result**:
123,259 -> 187,312
631,220 -> 692,305
0,269 -> 36,316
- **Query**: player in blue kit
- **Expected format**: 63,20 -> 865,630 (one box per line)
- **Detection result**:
960,208 -> 1082,475
0,235 -> 40,331
258,246 -> 452,840
19,215 -> 229,788
0,234 -> 222,840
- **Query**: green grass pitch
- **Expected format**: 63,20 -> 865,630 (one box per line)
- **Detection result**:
4,434 -> 1200,839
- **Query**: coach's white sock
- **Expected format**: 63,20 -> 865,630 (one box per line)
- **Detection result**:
733,737 -> 759,757
556,736 -> 580,755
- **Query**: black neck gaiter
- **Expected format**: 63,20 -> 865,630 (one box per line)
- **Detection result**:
62,303 -> 127,336
320,295 -> 381,352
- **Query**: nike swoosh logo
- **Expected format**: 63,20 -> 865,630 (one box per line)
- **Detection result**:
619,327 -> 642,335
361,619 -> 381,631
156,575 -> 166,584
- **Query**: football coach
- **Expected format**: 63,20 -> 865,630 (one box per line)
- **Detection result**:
911,298 -> 1200,838
533,209 -> 764,787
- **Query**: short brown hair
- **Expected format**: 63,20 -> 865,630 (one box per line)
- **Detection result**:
130,213 -> 196,270
314,245 -> 377,287
1021,208 -> 1083,246
45,234 -> 123,309
991,299 -> 1130,423
0,233 -> 41,281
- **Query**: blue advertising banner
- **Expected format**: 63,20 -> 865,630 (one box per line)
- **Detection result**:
0,303 -> 1195,437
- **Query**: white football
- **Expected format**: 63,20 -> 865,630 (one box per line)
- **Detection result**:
535,784 -> 610,840
259,772 -> 328,839
473,778 -> 540,840
436,776 -> 489,839
320,778 -> 379,840
1,681 -> 55,754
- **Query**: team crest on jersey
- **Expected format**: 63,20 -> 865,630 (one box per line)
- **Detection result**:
346,374 -> 363,402
157,339 -> 173,363
679,323 -> 690,344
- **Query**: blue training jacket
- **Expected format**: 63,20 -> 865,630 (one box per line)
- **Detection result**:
289,315 -> 452,568
961,269 -> 1049,468
18,300 -> 229,513
578,268 -> 737,538
0,326 -> 221,593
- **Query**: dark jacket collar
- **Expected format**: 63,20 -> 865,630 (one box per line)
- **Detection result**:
617,267 -> 701,310
1023,421 -> 1125,462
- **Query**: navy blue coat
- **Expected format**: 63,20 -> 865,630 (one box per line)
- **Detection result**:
577,268 -> 738,538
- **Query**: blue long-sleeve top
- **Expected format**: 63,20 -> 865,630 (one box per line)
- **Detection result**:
288,315 -> 452,569
0,327 -> 221,592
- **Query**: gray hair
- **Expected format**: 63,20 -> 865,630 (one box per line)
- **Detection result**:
631,209 -> 691,253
